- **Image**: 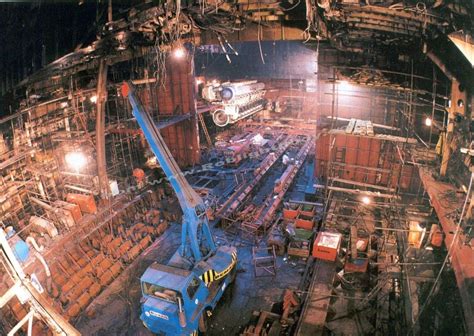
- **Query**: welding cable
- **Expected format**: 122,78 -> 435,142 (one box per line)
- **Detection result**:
280,0 -> 301,12
32,250 -> 53,294
224,38 -> 239,56
257,22 -> 265,64
217,35 -> 232,63
409,171 -> 474,334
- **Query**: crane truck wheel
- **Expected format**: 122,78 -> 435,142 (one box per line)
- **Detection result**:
230,265 -> 237,283
198,309 -> 211,334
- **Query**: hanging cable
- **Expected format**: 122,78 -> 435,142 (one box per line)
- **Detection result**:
280,0 -> 301,12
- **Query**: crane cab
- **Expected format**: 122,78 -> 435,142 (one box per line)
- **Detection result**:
140,263 -> 207,335
140,246 -> 237,335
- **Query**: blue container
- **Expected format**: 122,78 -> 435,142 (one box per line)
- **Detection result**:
6,229 -> 30,263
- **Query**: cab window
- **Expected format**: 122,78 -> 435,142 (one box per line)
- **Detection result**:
143,282 -> 180,303
186,277 -> 200,299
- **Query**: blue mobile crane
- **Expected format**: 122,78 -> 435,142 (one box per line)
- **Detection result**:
122,82 -> 237,335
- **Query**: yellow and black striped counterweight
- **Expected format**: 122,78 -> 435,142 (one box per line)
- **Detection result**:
200,251 -> 237,286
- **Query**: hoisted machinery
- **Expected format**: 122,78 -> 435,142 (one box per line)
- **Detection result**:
122,82 -> 238,335
201,80 -> 267,127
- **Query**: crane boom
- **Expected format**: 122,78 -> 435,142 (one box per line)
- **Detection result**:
123,81 -> 237,336
122,82 -> 216,263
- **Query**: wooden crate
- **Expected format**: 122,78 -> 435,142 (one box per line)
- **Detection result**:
66,193 -> 97,214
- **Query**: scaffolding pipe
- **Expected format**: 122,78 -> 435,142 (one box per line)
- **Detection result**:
0,282 -> 20,308
7,310 -> 34,336
25,237 -> 44,252
0,229 -> 81,335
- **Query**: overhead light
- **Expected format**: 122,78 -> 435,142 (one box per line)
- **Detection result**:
90,95 -> 98,103
425,117 -> 432,127
173,47 -> 186,59
65,152 -> 87,171
361,196 -> 371,205
338,80 -> 351,91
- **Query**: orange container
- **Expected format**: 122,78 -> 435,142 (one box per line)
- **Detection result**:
66,193 -> 97,214
430,224 -> 443,247
295,213 -> 314,230
53,200 -> 83,223
312,232 -> 342,262
283,203 -> 300,220
64,203 -> 82,222
283,208 -> 299,220
344,258 -> 368,273
300,204 -> 315,217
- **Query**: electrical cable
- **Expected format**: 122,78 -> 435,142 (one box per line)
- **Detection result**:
280,0 -> 301,12
257,25 -> 265,65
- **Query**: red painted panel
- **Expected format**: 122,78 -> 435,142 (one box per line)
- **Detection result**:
138,56 -> 199,167
315,132 -> 413,191
355,137 -> 370,182
344,136 -> 358,180
367,139 -> 380,184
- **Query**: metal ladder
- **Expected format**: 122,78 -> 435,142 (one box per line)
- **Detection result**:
197,113 -> 212,147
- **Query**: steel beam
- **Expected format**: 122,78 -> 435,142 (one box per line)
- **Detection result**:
314,184 -> 399,199
418,168 -> 474,334
328,129 -> 417,144
330,177 -> 396,192
95,59 -> 109,200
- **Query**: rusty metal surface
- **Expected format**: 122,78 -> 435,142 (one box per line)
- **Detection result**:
315,132 -> 417,191
296,259 -> 336,336
217,134 -> 294,219
255,137 -> 313,229
137,56 -> 200,167
312,1 -> 472,56
418,167 -> 474,334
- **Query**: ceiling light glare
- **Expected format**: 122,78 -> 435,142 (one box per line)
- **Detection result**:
65,152 -> 87,171
361,196 -> 371,205
173,47 -> 186,59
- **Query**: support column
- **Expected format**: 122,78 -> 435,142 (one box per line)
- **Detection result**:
96,59 -> 109,199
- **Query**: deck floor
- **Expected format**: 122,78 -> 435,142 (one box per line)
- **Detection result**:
76,222 -> 305,335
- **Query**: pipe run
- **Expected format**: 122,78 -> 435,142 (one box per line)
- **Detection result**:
25,236 -> 52,293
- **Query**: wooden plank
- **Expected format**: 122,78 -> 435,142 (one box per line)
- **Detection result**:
367,121 -> 375,136
314,184 -> 400,199
345,118 -> 356,134
353,119 -> 367,136
331,177 -> 396,192
329,129 -> 417,144
240,3 -> 280,10
326,116 -> 400,131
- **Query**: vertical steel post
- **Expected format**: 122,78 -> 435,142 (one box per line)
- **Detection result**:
96,59 -> 109,199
